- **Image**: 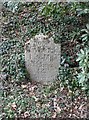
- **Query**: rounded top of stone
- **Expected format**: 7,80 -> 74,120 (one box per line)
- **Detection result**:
34,33 -> 48,39
25,33 -> 54,45
33,33 -> 50,43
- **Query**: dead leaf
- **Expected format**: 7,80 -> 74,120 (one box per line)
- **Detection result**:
29,85 -> 37,92
79,105 -> 83,110
21,85 -> 27,89
32,96 -> 39,102
36,102 -> 41,108
11,102 -> 17,111
52,112 -> 57,118
56,105 -> 61,113
29,92 -> 35,96
24,111 -> 30,118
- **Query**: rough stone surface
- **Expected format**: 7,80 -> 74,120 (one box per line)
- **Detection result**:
25,34 -> 61,84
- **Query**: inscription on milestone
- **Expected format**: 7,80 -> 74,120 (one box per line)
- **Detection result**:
25,34 -> 61,84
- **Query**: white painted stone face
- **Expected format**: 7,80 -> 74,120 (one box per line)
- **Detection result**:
25,34 -> 61,84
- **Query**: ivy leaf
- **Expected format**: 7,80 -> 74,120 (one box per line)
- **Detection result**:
80,49 -> 84,54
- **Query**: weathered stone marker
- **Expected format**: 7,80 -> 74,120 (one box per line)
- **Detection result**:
25,34 -> 61,84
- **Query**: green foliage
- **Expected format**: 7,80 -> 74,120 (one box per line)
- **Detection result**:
81,24 -> 89,46
1,39 -> 27,82
3,0 -> 20,13
2,2 -> 84,43
1,82 -> 54,119
40,3 -> 81,43
1,2 -> 89,119
1,2 -> 89,91
1,89 -> 32,119
77,48 -> 89,89
58,66 -> 80,92
76,24 -> 89,94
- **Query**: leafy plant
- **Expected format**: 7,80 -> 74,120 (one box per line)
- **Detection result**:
1,90 -> 31,119
81,24 -> 89,46
76,23 -> 89,94
3,0 -> 20,13
77,48 -> 89,93
1,39 -> 27,82
59,66 -> 79,92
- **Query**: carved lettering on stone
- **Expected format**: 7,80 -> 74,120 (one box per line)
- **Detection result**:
25,34 -> 61,84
